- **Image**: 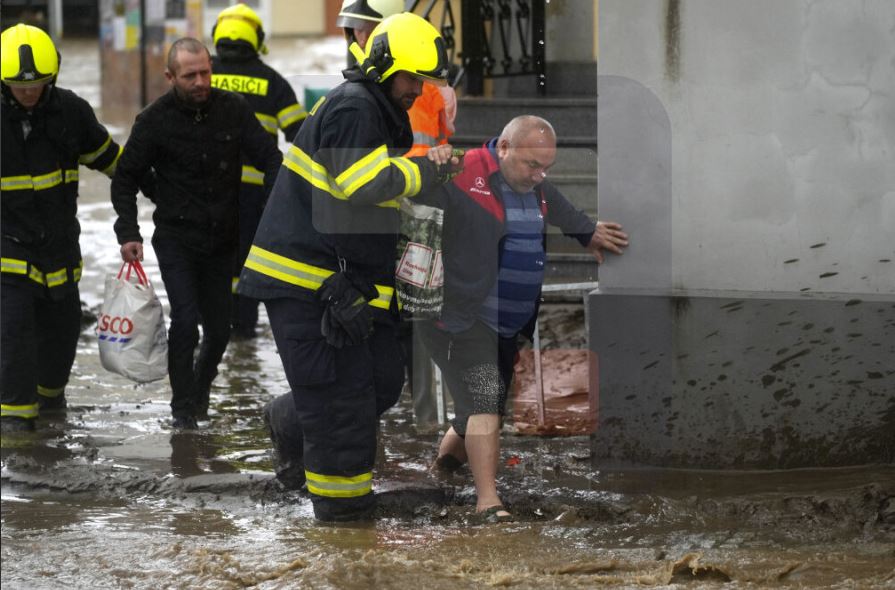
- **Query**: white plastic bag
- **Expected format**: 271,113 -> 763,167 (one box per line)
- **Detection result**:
395,200 -> 444,319
97,260 -> 168,383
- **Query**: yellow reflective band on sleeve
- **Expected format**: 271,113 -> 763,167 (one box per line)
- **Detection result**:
255,112 -> 278,135
243,246 -> 393,310
305,470 -> 373,498
277,103 -> 307,128
232,276 -> 239,293
1,404 -> 39,419
412,131 -> 438,147
79,134 -> 113,165
65,169 -> 79,184
336,145 -> 390,198
72,260 -> 83,282
1,258 -> 28,275
283,145 -> 347,200
37,385 -> 65,399
241,165 -> 265,186
391,157 -> 422,199
101,145 -> 124,176
212,73 -> 269,96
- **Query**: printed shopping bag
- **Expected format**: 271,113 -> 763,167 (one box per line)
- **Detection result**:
97,260 -> 168,383
395,200 -> 444,319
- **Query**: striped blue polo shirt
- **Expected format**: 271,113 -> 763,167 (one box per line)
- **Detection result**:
477,178 -> 546,336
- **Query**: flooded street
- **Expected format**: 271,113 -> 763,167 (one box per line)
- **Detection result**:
2,39 -> 895,589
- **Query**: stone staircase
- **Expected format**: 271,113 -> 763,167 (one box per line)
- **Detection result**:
452,94 -> 600,284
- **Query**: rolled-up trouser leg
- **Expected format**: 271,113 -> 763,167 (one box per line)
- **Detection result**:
267,297 -> 401,521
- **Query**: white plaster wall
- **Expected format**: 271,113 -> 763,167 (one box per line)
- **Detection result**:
600,0 -> 895,295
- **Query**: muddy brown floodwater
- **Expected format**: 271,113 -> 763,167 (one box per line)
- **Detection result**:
3,41 -> 895,587
2,169 -> 893,590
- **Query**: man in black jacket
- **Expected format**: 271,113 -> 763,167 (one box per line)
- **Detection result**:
111,38 -> 282,429
422,116 -> 629,522
1,24 -> 126,432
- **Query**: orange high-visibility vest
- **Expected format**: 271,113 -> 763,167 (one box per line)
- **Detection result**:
406,82 -> 455,157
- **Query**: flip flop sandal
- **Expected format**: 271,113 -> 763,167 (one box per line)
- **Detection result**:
476,505 -> 514,524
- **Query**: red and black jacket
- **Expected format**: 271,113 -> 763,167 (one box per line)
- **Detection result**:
435,139 -> 597,334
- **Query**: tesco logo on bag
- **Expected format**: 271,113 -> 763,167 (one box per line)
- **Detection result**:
97,314 -> 134,342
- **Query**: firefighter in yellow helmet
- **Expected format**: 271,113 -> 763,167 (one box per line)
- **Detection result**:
1,24 -> 125,432
240,13 -> 461,521
210,3 -> 307,341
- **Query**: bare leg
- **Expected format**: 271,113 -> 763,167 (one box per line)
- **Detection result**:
436,426 -> 468,463
464,413 -> 509,516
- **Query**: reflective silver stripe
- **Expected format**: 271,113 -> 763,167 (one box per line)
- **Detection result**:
1,175 -> 34,191
1,404 -> 39,419
37,385 -> 65,398
1,258 -> 28,275
241,165 -> 264,186
231,276 -> 239,293
412,131 -> 438,147
277,103 -> 307,128
305,470 -> 373,498
243,245 -> 393,309
255,112 -> 278,135
65,169 -> 79,184
283,145 -> 347,200
336,145 -> 390,197
79,134 -> 113,164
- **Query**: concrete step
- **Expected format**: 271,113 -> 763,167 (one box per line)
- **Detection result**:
454,96 -> 596,140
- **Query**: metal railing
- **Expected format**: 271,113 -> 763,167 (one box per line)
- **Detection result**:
407,0 -> 547,96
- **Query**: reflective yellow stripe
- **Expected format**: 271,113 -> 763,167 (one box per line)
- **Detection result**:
241,165 -> 264,186
212,73 -> 269,95
255,112 -> 278,135
1,404 -> 39,419
1,175 -> 35,191
1,259 -> 82,287
277,103 -> 307,128
305,470 -> 372,498
37,385 -> 65,399
46,267 -> 68,287
101,145 -> 123,176
29,266 -> 45,285
79,134 -> 112,165
1,168 -> 79,192
243,245 -> 393,309
392,157 -> 421,199
283,145 -> 347,200
232,276 -> 239,293
1,258 -> 28,275
309,96 -> 325,116
336,145 -> 390,197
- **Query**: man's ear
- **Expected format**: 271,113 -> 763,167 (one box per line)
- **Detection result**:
496,138 -> 510,159
164,68 -> 174,84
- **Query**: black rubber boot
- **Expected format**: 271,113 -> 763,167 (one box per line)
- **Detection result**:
38,393 -> 67,413
263,393 -> 306,490
1,416 -> 36,433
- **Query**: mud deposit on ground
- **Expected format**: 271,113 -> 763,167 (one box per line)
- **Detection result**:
3,55 -> 895,586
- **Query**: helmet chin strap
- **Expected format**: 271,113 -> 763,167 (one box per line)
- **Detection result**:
348,41 -> 381,82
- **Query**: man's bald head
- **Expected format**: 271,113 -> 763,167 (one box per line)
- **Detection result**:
496,116 -> 557,193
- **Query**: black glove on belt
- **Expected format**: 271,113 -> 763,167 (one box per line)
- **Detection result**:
318,271 -> 379,348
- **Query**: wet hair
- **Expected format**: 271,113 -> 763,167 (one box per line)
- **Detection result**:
166,38 -> 211,74
499,115 -> 556,148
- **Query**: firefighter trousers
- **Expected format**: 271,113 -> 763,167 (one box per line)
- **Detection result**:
265,296 -> 404,521
1,280 -> 81,420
